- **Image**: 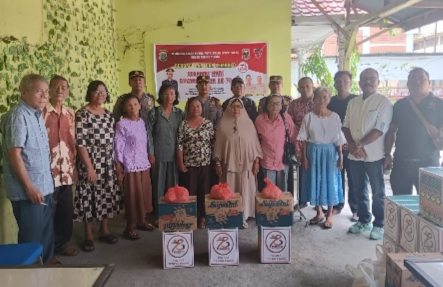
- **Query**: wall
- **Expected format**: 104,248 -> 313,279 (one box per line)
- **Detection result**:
115,0 -> 292,98
0,0 -> 118,244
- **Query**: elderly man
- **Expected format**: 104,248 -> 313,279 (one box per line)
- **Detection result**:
0,74 -> 56,263
327,71 -> 358,220
343,68 -> 393,240
385,67 -> 443,195
113,70 -> 155,124
222,76 -> 257,121
196,75 -> 223,131
287,77 -> 315,207
42,75 -> 78,257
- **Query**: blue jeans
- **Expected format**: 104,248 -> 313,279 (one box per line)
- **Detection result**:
11,194 -> 55,263
350,159 -> 385,228
262,166 -> 289,192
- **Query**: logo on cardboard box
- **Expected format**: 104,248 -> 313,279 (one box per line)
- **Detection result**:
167,235 -> 190,258
208,201 -> 239,210
403,214 -> 416,243
420,225 -> 437,252
259,200 -> 291,208
213,232 -> 235,256
386,202 -> 397,229
265,231 -> 287,254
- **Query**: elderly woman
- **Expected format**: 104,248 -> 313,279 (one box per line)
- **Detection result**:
177,97 -> 214,229
214,98 -> 263,229
74,80 -> 122,252
148,84 -> 184,222
255,95 -> 297,191
297,87 -> 345,229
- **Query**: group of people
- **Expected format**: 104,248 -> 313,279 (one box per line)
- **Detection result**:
2,65 -> 442,265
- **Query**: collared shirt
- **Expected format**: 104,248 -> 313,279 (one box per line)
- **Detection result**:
113,93 -> 155,125
255,83 -> 267,95
287,97 -> 315,128
255,113 -> 297,171
0,100 -> 54,201
244,83 -> 256,95
222,96 -> 258,122
391,93 -> 443,160
147,106 -> 184,162
42,102 -> 76,188
198,96 -> 223,132
343,93 -> 393,162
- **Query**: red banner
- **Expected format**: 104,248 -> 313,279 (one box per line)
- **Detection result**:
154,42 -> 267,100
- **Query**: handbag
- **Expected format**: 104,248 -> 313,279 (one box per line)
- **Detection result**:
409,98 -> 443,150
281,113 -> 300,166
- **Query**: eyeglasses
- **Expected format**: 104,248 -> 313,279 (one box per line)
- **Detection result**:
268,102 -> 282,107
93,91 -> 107,96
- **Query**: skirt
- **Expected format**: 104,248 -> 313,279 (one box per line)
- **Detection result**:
123,169 -> 153,224
301,143 -> 343,207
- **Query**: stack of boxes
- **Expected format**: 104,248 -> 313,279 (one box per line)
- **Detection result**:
159,196 -> 197,269
205,193 -> 243,266
255,192 -> 294,264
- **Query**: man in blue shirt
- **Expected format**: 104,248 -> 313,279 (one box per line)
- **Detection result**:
0,74 -> 56,264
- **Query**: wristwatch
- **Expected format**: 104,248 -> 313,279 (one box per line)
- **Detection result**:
356,142 -> 363,149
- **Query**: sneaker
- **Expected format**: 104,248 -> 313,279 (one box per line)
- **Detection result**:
370,227 -> 384,240
351,213 -> 359,222
348,222 -> 373,234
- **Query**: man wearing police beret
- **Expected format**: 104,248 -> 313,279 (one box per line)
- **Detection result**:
258,75 -> 292,114
162,68 -> 179,91
222,76 -> 257,122
196,75 -> 223,131
112,70 -> 155,125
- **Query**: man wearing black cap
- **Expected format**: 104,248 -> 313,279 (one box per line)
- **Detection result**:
162,68 -> 178,91
196,75 -> 223,131
222,76 -> 257,122
258,75 -> 292,114
113,70 -> 155,124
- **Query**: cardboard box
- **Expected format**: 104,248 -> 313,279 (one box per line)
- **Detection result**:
419,167 -> 443,227
205,194 -> 243,229
389,195 -> 420,205
255,192 -> 294,227
399,206 -> 419,253
418,216 -> 443,253
163,231 -> 194,269
158,196 -> 197,232
384,235 -> 399,254
260,226 -> 291,264
208,228 -> 239,266
385,197 -> 401,244
385,253 -> 443,287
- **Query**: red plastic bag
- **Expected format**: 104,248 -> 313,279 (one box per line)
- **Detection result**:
164,185 -> 190,203
210,183 -> 235,200
262,178 -> 282,199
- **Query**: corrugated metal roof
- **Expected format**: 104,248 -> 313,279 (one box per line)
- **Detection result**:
292,0 -> 364,17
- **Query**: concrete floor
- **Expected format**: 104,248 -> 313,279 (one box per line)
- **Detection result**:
61,195 -> 386,287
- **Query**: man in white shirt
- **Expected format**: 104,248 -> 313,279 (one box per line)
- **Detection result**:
342,68 -> 393,240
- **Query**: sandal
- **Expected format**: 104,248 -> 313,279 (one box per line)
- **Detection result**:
324,217 -> 333,229
47,257 -> 62,265
309,216 -> 325,225
199,219 -> 206,229
98,234 -> 118,244
136,222 -> 155,231
58,247 -> 79,256
83,240 -> 95,252
123,230 -> 141,241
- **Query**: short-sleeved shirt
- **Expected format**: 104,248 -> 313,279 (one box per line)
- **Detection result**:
287,97 -> 315,128
198,96 -> 223,132
343,93 -> 393,162
42,102 -> 76,188
327,94 -> 358,123
113,93 -> 155,125
222,96 -> 257,122
391,93 -> 443,160
244,84 -> 256,95
147,106 -> 184,162
176,119 -> 214,167
0,100 -> 54,201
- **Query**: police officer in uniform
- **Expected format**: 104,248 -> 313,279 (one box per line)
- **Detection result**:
258,75 -> 292,114
113,70 -> 155,125
162,68 -> 179,92
196,75 -> 223,131
222,76 -> 257,122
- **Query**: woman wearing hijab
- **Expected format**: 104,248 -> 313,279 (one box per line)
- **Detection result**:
214,98 -> 263,229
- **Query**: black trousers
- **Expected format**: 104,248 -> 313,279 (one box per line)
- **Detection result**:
52,185 -> 74,253
391,157 -> 440,195
182,166 -> 211,219
333,153 -> 358,213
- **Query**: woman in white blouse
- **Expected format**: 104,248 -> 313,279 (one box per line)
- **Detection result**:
297,87 -> 345,229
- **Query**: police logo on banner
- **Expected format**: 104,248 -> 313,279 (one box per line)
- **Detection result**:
159,50 -> 168,62
242,49 -> 250,60
167,234 -> 190,258
265,231 -> 287,253
254,48 -> 263,59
